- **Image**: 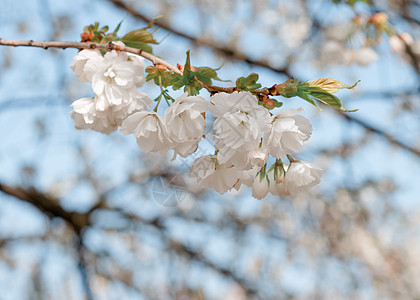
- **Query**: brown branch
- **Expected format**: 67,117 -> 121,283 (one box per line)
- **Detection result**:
202,82 -> 270,95
105,206 -> 259,297
398,35 -> 420,75
0,182 -> 95,298
0,38 -> 182,75
337,110 -> 420,157
0,183 -> 90,233
169,239 -> 259,297
106,0 -> 292,77
76,237 -> 94,300
2,38 -> 419,158
0,38 -> 275,95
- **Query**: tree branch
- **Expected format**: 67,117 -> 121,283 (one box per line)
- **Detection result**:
0,183 -> 90,233
0,38 -> 182,75
2,38 -> 419,159
76,237 -> 94,300
0,38 -> 274,96
337,110 -> 420,157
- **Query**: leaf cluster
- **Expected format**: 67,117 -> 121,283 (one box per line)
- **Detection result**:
273,78 -> 359,111
146,51 -> 226,96
82,20 -> 159,54
236,73 -> 262,91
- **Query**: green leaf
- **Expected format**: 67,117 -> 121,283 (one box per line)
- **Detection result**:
195,67 -> 229,84
305,86 -> 342,108
184,79 -> 203,96
277,79 -> 299,98
99,26 -> 109,33
236,73 -> 262,91
141,16 -> 161,31
114,20 -> 123,33
274,100 -> 283,107
121,29 -> 159,45
171,51 -> 206,95
162,73 -> 181,87
302,78 -> 360,94
176,51 -> 198,94
299,86 -> 357,112
183,50 -> 192,79
296,90 -> 319,108
172,76 -> 188,90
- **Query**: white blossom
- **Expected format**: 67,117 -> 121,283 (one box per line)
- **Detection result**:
263,108 -> 312,159
284,160 -> 322,194
209,92 -> 271,165
70,49 -> 102,82
71,97 -> 117,134
354,47 -> 379,66
71,92 -> 152,134
232,166 -> 260,191
216,143 -> 268,171
267,167 -> 289,197
189,155 -> 242,194
112,91 -> 153,124
389,35 -> 405,53
164,93 -> 209,158
280,19 -> 311,48
245,146 -> 268,168
400,32 -> 414,45
320,41 -> 351,66
120,111 -> 171,155
209,91 -> 270,122
213,111 -> 263,149
84,48 -> 145,109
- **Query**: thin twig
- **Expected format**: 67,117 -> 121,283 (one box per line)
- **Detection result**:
0,38 -> 182,75
0,38 -> 275,95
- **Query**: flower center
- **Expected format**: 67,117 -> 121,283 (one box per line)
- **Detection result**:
104,67 -> 116,79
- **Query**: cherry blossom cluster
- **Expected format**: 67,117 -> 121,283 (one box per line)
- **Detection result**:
70,48 -> 322,199
70,43 -> 152,134
188,92 -> 322,199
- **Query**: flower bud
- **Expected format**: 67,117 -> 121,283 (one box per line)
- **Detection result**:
369,12 -> 388,26
273,163 -> 285,184
252,172 -> 270,200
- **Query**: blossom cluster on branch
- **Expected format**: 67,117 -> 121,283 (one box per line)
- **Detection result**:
70,43 -> 152,134
69,43 -> 326,199
0,21 -> 361,199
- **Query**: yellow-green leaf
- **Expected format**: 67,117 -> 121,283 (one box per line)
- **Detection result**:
303,78 -> 360,94
122,29 -> 158,45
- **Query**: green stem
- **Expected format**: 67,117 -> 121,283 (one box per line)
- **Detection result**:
158,76 -> 171,106
153,94 -> 162,112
